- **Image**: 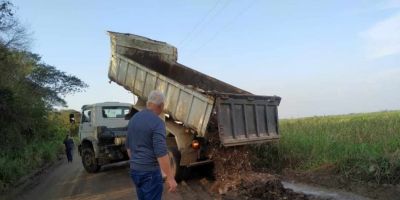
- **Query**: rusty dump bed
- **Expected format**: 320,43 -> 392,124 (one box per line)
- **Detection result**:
108,31 -> 281,146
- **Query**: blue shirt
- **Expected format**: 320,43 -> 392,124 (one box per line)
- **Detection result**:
126,109 -> 168,171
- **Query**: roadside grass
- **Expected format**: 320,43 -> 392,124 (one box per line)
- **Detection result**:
0,116 -> 67,191
253,111 -> 400,184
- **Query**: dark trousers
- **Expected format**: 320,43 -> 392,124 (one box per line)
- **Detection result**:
66,148 -> 73,162
130,169 -> 163,200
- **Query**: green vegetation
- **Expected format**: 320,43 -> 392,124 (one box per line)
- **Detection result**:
0,1 -> 87,191
253,111 -> 400,184
0,116 -> 66,186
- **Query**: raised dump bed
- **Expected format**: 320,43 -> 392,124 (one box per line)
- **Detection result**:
108,31 -> 280,159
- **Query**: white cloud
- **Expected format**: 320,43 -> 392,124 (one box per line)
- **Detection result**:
361,12 -> 400,59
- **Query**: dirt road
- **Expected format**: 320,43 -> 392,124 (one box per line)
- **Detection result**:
11,152 -> 213,200
7,151 -> 377,200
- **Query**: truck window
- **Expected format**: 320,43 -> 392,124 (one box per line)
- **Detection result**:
102,106 -> 130,118
82,109 -> 91,123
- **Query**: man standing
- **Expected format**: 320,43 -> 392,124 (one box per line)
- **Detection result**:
63,134 -> 74,163
126,90 -> 177,200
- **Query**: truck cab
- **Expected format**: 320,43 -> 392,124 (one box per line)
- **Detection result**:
77,102 -> 132,173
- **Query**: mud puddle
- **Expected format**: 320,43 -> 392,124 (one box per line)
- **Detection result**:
282,181 -> 370,200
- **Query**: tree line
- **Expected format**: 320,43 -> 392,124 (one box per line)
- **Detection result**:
0,1 -> 87,189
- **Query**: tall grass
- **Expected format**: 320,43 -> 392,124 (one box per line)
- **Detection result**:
253,111 -> 400,184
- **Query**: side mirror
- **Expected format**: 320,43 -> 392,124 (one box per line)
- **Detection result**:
69,113 -> 75,124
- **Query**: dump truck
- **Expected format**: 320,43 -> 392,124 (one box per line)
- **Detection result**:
107,31 -> 281,180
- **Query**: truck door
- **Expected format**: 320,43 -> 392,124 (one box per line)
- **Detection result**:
79,107 -> 95,140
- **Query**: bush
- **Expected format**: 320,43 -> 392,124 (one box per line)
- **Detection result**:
0,116 -> 68,191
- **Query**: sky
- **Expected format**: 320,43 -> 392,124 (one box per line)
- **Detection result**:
13,0 -> 400,118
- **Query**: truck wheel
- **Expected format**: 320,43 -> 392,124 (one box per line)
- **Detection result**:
168,147 -> 189,182
81,147 -> 100,173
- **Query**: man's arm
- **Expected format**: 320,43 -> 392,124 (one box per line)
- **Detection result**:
126,120 -> 131,159
153,121 -> 177,192
126,148 -> 131,159
157,155 -> 176,192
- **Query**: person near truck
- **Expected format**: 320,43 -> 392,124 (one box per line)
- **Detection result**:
126,90 -> 177,200
63,134 -> 74,163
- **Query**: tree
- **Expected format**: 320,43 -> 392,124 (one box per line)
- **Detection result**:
0,1 -> 29,49
0,0 -> 88,150
0,0 -> 88,108
28,54 -> 88,107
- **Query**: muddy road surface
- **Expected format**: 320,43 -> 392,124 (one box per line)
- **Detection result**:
6,151 -> 375,200
10,153 -> 213,200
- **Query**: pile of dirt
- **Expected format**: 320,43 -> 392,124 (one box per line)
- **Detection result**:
206,132 -> 308,199
206,170 -> 309,199
235,173 -> 309,200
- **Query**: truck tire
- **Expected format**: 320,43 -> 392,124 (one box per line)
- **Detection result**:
81,147 -> 100,173
168,147 -> 189,182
